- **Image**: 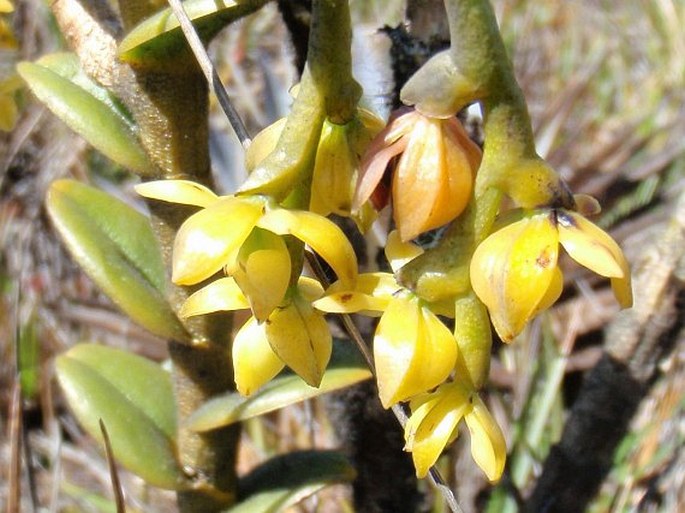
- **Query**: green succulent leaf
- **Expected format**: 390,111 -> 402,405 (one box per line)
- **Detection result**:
17,57 -> 152,174
187,342 -> 371,432
55,344 -> 187,490
119,0 -> 270,67
46,179 -> 187,341
226,451 -> 356,513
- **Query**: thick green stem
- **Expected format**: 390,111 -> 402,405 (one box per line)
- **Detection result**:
399,0 -> 572,301
126,64 -> 239,513
308,0 -> 362,125
240,0 -> 361,202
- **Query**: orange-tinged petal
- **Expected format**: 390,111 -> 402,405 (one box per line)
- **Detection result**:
179,277 -> 249,318
407,383 -> 471,477
172,197 -> 263,285
375,297 -> 457,407
557,210 -> 624,278
265,296 -> 332,387
135,180 -> 219,208
393,116 -> 443,241
258,208 -> 358,288
233,316 -> 285,396
464,397 -> 507,482
355,137 -> 407,209
470,213 -> 560,342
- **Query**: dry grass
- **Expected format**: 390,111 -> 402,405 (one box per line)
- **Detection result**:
1,1 -> 683,512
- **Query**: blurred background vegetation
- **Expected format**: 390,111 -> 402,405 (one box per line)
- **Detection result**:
0,0 -> 683,511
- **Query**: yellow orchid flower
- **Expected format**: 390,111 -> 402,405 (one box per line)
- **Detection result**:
135,180 -> 358,289
470,208 -> 632,342
404,381 -> 506,482
356,107 -> 481,241
314,232 -> 457,407
181,275 -> 330,393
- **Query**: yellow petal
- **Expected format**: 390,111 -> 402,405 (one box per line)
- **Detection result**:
265,295 -> 332,387
233,317 -> 285,396
407,383 -> 471,477
557,210 -> 625,278
310,120 -> 356,216
258,208 -> 358,288
557,210 -> 632,307
313,272 -> 399,314
404,394 -> 441,450
532,267 -> 563,316
179,277 -> 249,318
0,0 -> 13,13
135,180 -> 219,208
297,276 -> 325,302
173,197 -> 263,285
375,297 -> 457,407
611,274 -> 633,309
464,397 -> 507,482
470,213 -> 560,342
233,229 -> 291,321
312,290 -> 389,315
385,230 -> 424,272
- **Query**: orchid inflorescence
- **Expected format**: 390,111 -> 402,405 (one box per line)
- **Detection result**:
136,0 -> 632,484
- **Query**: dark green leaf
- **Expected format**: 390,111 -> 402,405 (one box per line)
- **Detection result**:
187,342 -> 371,431
17,58 -> 151,174
226,451 -> 355,513
56,344 -> 187,489
46,179 -> 187,341
119,0 -> 270,67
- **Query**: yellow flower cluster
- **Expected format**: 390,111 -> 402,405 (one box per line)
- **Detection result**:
315,232 -> 506,480
136,180 -> 357,394
137,98 -> 632,484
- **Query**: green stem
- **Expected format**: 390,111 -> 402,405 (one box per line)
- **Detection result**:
240,0 -> 361,202
114,3 -> 239,510
308,0 -> 362,125
399,0 -> 571,301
